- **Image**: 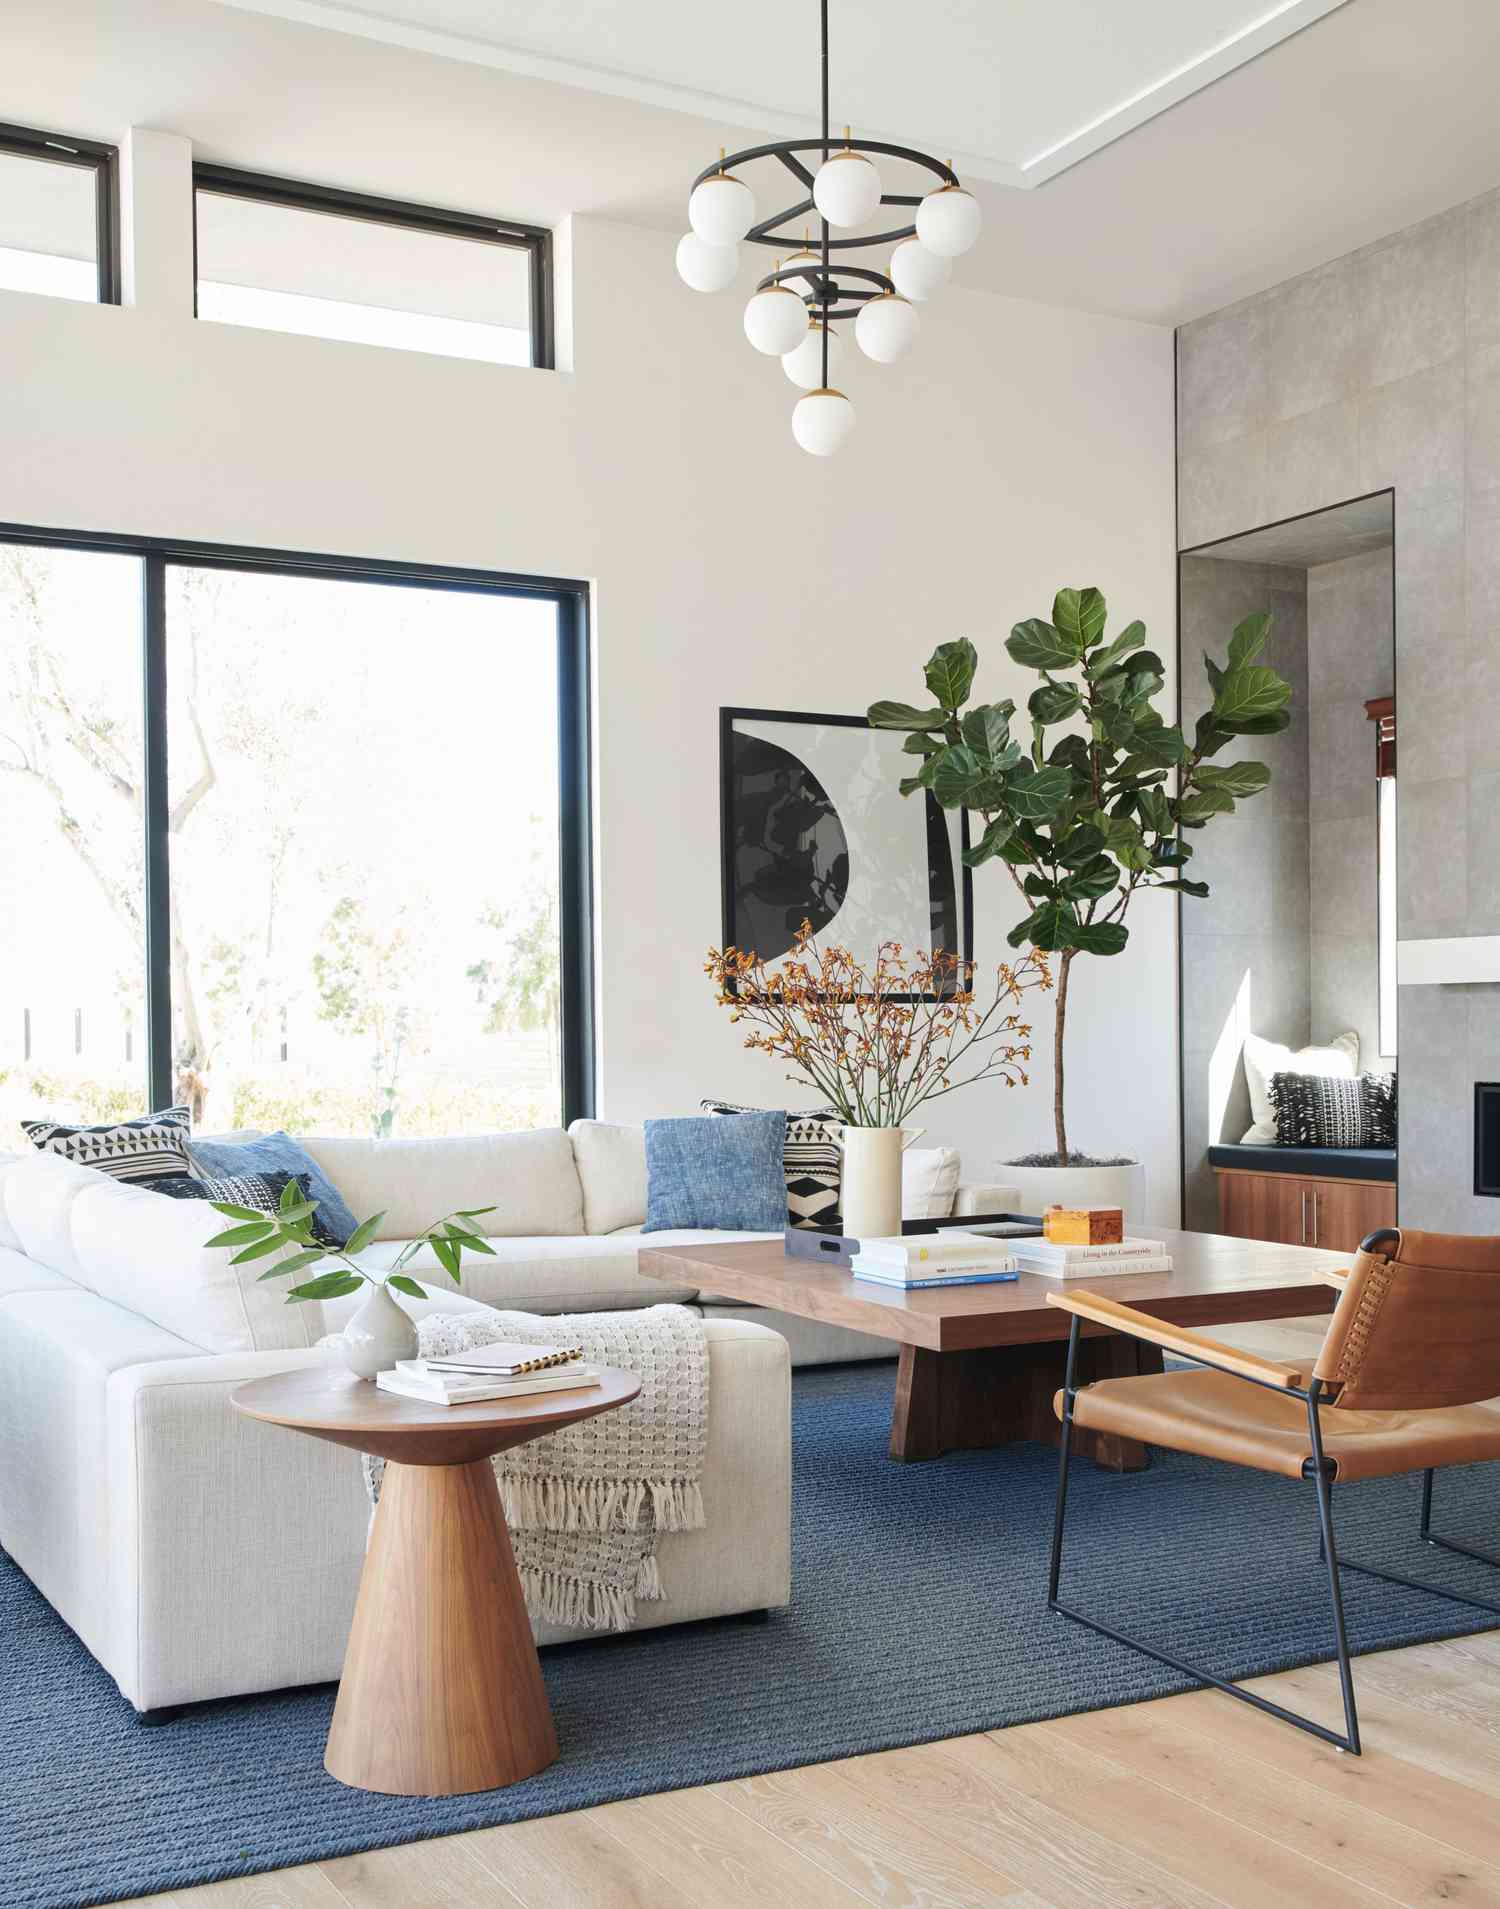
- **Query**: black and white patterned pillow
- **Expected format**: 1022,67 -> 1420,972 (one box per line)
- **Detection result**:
22,1105 -> 193,1185
1268,1072 -> 1365,1148
1360,1070 -> 1398,1148
701,1098 -> 843,1230
150,1169 -> 345,1248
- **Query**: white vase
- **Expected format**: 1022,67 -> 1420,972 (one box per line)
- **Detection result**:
840,1125 -> 925,1240
342,1280 -> 419,1381
1002,1160 -> 1149,1230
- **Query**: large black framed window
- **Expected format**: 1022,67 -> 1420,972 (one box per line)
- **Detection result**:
0,121 -> 118,304
0,527 -> 592,1145
192,165 -> 554,370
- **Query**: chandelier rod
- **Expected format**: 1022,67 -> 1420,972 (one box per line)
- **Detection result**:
821,0 -> 831,389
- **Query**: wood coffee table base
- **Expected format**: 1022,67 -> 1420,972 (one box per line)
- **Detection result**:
890,1335 -> 1166,1468
324,1458 -> 558,1797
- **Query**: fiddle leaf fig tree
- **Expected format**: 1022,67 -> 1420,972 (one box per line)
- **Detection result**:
869,587 -> 1293,1165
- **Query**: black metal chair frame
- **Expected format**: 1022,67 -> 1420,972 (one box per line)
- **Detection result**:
1047,1313 -> 1500,1756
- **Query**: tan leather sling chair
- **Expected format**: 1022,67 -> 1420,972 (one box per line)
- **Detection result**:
1045,1227 -> 1500,1755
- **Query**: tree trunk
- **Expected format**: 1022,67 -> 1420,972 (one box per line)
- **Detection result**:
1053,950 -> 1073,1165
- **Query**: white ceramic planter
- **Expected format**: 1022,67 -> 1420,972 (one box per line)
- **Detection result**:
840,1125 -> 925,1239
342,1280 -> 419,1380
1001,1160 -> 1149,1230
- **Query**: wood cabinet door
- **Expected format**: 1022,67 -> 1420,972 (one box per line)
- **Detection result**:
1306,1179 -> 1397,1253
1216,1171 -> 1308,1246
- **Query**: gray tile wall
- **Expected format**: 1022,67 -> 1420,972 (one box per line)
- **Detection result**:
1179,557 -> 1310,1230
1307,549 -> 1394,1072
1178,187 -> 1500,1231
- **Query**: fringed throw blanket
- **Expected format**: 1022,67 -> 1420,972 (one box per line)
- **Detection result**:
359,1302 -> 709,1633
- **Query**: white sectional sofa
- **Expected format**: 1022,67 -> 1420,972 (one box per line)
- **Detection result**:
0,1120 -> 1013,1714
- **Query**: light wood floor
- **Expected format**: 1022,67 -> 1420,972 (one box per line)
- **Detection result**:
127,1315 -> 1500,1909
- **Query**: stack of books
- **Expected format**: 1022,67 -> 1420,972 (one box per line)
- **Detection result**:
375,1340 -> 601,1406
1009,1236 -> 1171,1279
849,1233 -> 1019,1289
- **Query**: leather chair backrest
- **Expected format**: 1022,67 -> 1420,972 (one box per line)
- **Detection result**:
1314,1228 -> 1500,1410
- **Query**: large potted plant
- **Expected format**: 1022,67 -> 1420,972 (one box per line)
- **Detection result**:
869,587 -> 1292,1220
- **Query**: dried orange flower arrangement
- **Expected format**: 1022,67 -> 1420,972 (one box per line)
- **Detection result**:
705,921 -> 1049,1128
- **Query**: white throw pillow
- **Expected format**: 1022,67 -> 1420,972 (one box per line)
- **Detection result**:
902,1147 -> 962,1219
568,1119 -> 648,1234
1241,1031 -> 1359,1144
296,1129 -> 586,1240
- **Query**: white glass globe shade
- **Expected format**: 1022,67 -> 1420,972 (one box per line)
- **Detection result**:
779,248 -> 819,284
855,292 -> 918,364
782,322 -> 842,391
889,238 -> 951,303
813,150 -> 883,229
743,284 -> 808,356
916,182 -> 982,258
688,171 -> 754,246
792,388 -> 856,457
675,232 -> 738,293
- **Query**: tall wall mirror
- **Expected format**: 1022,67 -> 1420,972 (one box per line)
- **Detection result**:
1178,491 -> 1396,1252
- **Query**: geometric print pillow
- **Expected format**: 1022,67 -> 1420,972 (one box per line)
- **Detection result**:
701,1098 -> 843,1229
1360,1069 -> 1398,1148
1267,1072 -> 1365,1148
21,1104 -> 193,1185
148,1168 -> 346,1248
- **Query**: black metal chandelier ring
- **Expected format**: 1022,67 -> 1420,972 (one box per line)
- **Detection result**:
762,261 -> 894,322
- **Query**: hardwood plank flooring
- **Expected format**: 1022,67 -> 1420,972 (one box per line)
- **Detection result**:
120,1315 -> 1500,1909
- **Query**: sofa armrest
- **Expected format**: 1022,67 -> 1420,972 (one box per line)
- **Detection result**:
953,1182 -> 1023,1217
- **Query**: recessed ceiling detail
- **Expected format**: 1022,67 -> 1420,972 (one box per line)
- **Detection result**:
215,0 -> 1351,188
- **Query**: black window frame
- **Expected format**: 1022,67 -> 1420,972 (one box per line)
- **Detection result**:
0,120 -> 120,305
191,164 -> 554,370
0,521 -> 594,1124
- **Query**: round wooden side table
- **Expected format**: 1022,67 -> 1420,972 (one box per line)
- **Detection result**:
231,1362 -> 641,1797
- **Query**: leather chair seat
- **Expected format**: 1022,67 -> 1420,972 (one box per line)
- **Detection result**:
1058,1368 -> 1500,1481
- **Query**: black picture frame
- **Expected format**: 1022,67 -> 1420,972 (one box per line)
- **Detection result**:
719,706 -> 973,1001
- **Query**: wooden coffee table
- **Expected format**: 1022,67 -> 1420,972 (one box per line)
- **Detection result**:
231,1363 -> 640,1797
640,1227 -> 1345,1469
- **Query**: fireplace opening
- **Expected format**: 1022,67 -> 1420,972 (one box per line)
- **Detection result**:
1476,1084 -> 1500,1197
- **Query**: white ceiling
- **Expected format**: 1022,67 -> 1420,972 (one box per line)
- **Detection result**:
4,0 -> 1500,324
213,0 -> 1349,187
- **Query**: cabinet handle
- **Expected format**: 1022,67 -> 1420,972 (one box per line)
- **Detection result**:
1312,1190 -> 1320,1247
1300,1188 -> 1308,1245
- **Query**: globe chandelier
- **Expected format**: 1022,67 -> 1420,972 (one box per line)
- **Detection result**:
676,0 -> 981,456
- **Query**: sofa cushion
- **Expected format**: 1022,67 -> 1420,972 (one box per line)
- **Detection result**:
296,1130 -> 585,1241
0,1153 -> 317,1356
568,1120 -> 647,1235
904,1147 -> 961,1219
351,1229 -> 777,1313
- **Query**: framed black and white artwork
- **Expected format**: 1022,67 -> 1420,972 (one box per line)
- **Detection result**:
719,707 -> 972,998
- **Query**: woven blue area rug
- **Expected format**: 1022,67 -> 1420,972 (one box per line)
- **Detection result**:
7,1360 -> 1500,1908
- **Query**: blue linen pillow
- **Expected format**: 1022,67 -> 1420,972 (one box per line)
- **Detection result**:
643,1110 -> 788,1233
186,1131 -> 359,1246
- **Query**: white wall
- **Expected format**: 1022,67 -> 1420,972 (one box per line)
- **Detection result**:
0,133 -> 1180,1213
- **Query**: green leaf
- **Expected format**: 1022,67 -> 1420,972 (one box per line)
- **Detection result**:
1071,919 -> 1130,955
1203,652 -> 1225,696
1155,877 -> 1211,897
1221,708 -> 1292,737
1137,787 -> 1174,835
926,744 -> 984,807
1130,722 -> 1189,767
1007,618 -> 1081,672
1194,713 -> 1233,758
897,773 -> 927,798
1096,704 -> 1138,750
1004,762 -> 1072,820
258,1247 -> 326,1279
924,639 -> 978,711
1090,620 -> 1146,670
1177,789 -> 1236,825
1059,854 -> 1119,902
1214,665 -> 1292,727
1007,899 -> 1079,951
457,1206 -> 499,1219
902,731 -> 944,754
386,1274 -> 427,1299
963,816 -> 1015,866
229,1234 -> 296,1266
430,1235 -> 462,1284
210,1201 -> 279,1225
1028,682 -> 1083,726
286,1271 -> 364,1302
1227,611 -> 1272,670
342,1213 -> 385,1256
961,701 -> 1015,758
278,1177 -> 308,1215
867,699 -> 947,731
1194,760 -> 1271,797
205,1221 -> 276,1250
1056,824 -> 1106,866
1052,587 -> 1107,651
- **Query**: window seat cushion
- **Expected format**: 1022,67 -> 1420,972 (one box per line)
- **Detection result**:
1208,1143 -> 1396,1183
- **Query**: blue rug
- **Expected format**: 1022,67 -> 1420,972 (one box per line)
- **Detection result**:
7,1360 -> 1500,1908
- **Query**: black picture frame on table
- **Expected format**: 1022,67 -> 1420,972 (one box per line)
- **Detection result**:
719,706 -> 973,1003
